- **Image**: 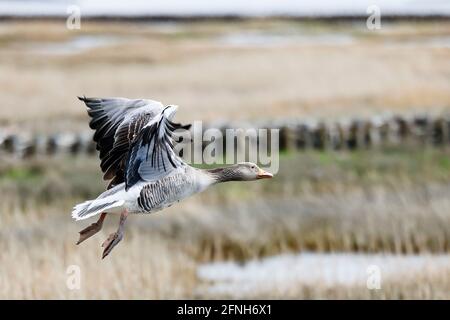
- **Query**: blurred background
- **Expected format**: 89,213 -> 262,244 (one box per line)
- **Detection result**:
0,0 -> 449,299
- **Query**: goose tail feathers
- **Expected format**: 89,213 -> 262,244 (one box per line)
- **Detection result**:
72,199 -> 125,221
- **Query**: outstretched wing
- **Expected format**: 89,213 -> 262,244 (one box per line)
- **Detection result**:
124,106 -> 187,190
79,96 -> 165,188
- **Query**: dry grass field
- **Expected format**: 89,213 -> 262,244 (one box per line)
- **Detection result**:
0,149 -> 449,299
0,19 -> 449,131
0,19 -> 450,299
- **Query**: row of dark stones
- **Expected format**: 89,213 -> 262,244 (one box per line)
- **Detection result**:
0,115 -> 449,158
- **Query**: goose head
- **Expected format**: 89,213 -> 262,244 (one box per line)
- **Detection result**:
206,162 -> 273,183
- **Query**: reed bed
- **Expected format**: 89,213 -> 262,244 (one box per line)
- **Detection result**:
0,20 -> 449,131
1,18 -> 449,299
0,148 -> 449,298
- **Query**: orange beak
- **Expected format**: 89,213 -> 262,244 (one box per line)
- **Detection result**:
257,168 -> 273,179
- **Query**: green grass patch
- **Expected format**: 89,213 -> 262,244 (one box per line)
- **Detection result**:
0,166 -> 43,181
2,146 -> 450,204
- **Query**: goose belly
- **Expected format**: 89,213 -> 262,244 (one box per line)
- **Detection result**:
133,174 -> 196,213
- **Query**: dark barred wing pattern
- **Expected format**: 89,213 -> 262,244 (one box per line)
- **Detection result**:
78,96 -> 165,188
137,172 -> 193,212
101,112 -> 153,186
125,108 -> 188,190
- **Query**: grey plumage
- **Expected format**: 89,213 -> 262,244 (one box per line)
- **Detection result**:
72,96 -> 272,258
125,106 -> 187,190
72,97 -> 272,220
72,98 -> 194,219
78,96 -> 167,188
137,171 -> 195,212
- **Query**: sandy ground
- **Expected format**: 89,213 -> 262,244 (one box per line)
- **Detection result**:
0,20 -> 449,132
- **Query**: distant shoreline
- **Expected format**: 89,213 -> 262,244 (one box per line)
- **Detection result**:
0,14 -> 449,23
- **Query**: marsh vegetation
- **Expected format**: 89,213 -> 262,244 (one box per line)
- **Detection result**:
0,149 -> 449,298
0,19 -> 449,299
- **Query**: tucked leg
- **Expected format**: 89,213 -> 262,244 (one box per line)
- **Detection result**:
101,210 -> 128,259
76,213 -> 107,245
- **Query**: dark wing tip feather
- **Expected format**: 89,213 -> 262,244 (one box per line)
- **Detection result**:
167,121 -> 191,131
78,96 -> 104,111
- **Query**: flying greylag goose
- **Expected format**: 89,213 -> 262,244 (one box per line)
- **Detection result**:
73,97 -> 273,258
